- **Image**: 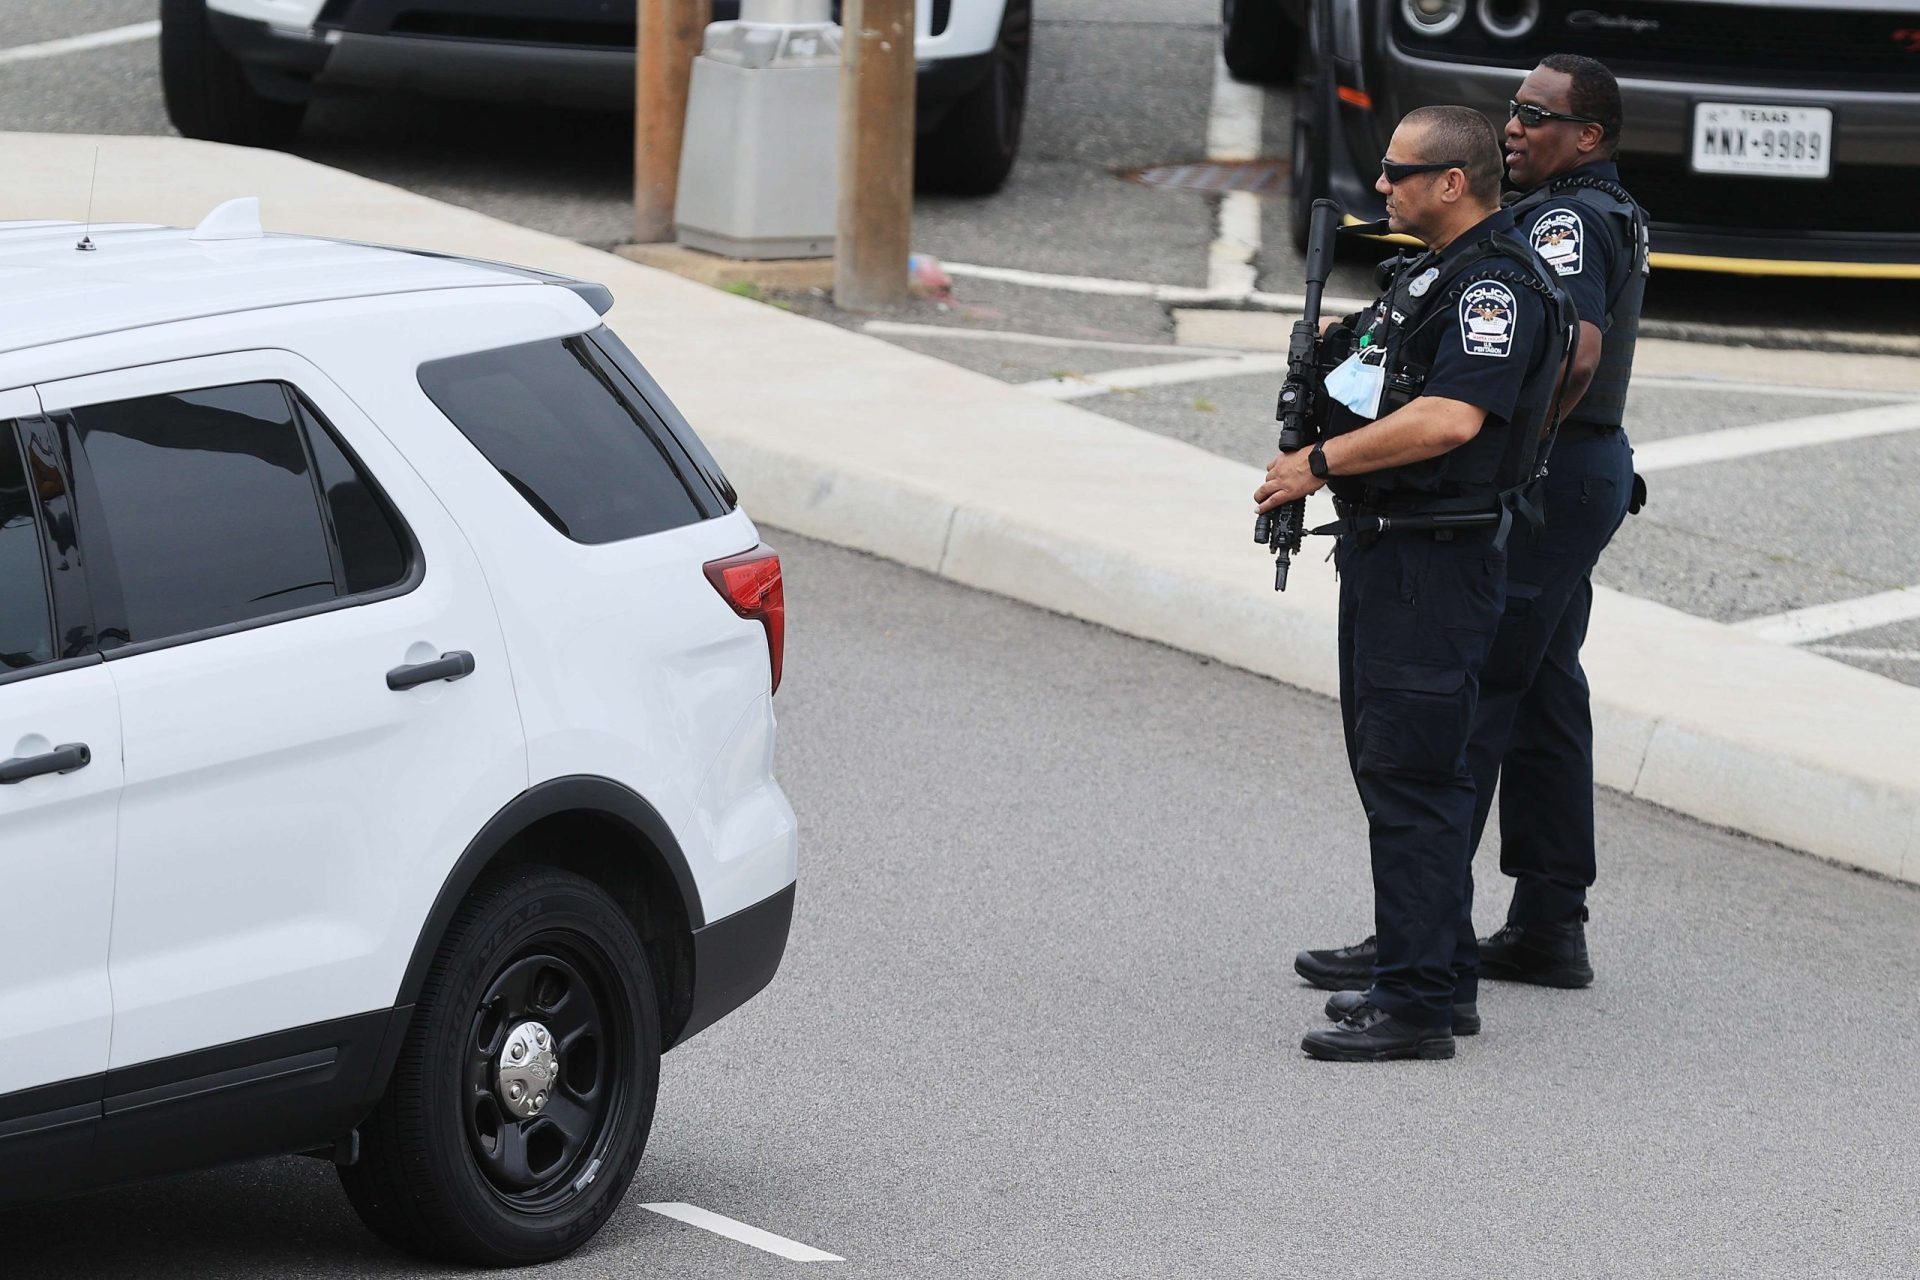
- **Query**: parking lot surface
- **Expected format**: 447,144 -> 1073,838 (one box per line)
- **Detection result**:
3,533 -> 1917,1279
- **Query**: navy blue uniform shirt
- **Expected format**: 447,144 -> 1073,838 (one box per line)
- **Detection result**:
1512,160 -> 1624,335
1386,207 -> 1550,494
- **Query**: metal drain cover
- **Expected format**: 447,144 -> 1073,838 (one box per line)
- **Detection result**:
1127,159 -> 1290,196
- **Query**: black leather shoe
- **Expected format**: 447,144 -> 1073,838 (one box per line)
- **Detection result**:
1301,1002 -> 1454,1061
1478,918 -> 1594,988
1293,935 -> 1376,991
1324,989 -> 1480,1036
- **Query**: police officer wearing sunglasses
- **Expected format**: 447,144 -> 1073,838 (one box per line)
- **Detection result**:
1256,106 -> 1576,1061
1295,56 -> 1650,1025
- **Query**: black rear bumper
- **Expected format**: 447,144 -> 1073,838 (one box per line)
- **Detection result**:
210,7 -> 991,120
673,880 -> 794,1047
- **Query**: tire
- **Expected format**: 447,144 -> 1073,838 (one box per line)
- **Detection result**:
915,0 -> 1032,196
1288,63 -> 1328,253
339,868 -> 661,1267
159,0 -> 307,149
1223,0 -> 1298,85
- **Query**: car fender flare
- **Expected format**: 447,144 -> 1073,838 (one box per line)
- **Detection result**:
394,776 -> 704,1010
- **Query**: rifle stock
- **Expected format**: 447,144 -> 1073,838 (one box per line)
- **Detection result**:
1255,198 -> 1341,591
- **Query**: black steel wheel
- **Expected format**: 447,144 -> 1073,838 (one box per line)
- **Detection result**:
340,868 -> 660,1266
462,945 -> 627,1211
158,0 -> 307,149
916,0 -> 1032,195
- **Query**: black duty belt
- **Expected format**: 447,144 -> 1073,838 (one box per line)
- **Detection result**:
1317,497 -> 1502,538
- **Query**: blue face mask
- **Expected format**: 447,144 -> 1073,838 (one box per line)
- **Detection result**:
1324,349 -> 1387,419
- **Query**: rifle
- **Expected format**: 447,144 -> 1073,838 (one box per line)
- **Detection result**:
1254,197 -> 1341,591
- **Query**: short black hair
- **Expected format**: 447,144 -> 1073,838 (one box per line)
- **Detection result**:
1400,105 -> 1505,203
1538,53 -> 1624,153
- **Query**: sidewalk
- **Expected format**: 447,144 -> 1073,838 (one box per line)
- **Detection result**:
7,131 -> 1917,887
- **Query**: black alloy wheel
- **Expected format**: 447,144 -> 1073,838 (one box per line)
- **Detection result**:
340,868 -> 660,1266
916,0 -> 1032,195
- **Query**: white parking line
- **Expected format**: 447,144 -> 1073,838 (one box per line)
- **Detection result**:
1021,354 -> 1292,399
942,261 -> 1371,315
1807,644 -> 1920,662
1205,52 -> 1265,295
641,1202 -> 844,1262
1735,584 -> 1920,645
861,319 -> 1244,358
0,21 -> 161,65
1631,400 -> 1920,473
1627,374 -> 1919,402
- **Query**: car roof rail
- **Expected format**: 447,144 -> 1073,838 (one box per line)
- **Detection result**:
339,239 -> 616,314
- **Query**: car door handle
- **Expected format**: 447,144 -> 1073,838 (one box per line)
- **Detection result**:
386,650 -> 477,691
0,743 -> 92,785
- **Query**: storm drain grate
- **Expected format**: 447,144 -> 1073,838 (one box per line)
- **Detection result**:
1126,159 -> 1290,196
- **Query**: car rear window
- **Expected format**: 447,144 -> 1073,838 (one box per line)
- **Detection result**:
417,336 -> 713,544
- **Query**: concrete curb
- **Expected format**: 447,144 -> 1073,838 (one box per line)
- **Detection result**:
7,131 -> 1916,887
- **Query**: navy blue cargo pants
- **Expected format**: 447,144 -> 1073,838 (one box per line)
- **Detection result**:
1336,524 -> 1507,1028
1450,423 -> 1635,1001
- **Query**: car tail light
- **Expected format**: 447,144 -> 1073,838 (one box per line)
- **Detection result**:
705,545 -> 785,694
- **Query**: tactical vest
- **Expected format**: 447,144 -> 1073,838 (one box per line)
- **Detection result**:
1509,173 -> 1650,429
1321,232 -> 1577,511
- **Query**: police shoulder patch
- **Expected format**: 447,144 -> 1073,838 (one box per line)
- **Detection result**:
1529,207 -> 1584,277
1458,280 -> 1518,358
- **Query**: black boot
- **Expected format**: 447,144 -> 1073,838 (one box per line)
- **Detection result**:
1293,935 -> 1375,991
1301,1002 -> 1454,1061
1324,989 -> 1480,1036
1478,916 -> 1593,988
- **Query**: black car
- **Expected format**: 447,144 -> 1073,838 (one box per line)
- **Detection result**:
1224,0 -> 1920,278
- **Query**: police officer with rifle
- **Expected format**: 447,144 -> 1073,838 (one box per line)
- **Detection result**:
1253,106 -> 1575,1062
1296,57 -> 1650,1015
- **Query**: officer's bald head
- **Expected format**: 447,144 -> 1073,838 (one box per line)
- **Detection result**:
1399,106 -> 1505,205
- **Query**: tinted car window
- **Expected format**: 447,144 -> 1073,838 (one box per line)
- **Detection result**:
0,423 -> 54,670
71,383 -> 338,643
294,394 -> 411,595
587,327 -> 736,512
418,337 -> 707,544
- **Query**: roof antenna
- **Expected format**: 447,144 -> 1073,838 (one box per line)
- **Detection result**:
76,148 -> 100,253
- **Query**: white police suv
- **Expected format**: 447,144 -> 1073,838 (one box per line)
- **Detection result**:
0,202 -> 796,1265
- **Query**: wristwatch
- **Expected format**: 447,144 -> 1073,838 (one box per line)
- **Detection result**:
1308,443 -> 1331,479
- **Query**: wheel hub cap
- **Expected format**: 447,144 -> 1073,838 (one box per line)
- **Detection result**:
497,1020 -> 558,1118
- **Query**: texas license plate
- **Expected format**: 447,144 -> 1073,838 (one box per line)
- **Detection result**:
1691,103 -> 1833,179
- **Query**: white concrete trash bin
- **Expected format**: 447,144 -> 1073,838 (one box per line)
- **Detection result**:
675,0 -> 842,259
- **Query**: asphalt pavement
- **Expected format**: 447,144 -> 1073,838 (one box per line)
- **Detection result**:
3,532 -> 1915,1278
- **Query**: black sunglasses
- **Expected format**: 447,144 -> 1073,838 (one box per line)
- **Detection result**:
1508,99 -> 1601,129
1379,159 -> 1465,185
